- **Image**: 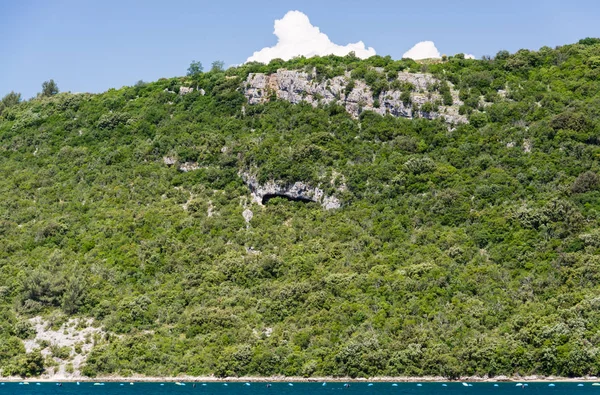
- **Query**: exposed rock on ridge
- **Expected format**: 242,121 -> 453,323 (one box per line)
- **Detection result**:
241,173 -> 341,210
244,69 -> 467,124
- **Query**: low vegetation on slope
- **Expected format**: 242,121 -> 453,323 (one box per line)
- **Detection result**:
1,39 -> 600,378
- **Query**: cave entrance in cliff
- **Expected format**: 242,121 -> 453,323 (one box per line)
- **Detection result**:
262,194 -> 315,205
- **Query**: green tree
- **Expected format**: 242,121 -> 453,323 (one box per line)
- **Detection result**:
187,60 -> 203,76
1,91 -> 21,107
41,79 -> 59,97
211,60 -> 225,72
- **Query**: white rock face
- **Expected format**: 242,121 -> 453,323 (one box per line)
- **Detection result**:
241,172 -> 341,210
242,208 -> 253,223
163,156 -> 176,166
22,316 -> 105,379
244,69 -> 467,124
179,86 -> 194,95
179,161 -> 200,172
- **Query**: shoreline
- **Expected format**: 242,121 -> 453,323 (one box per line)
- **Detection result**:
3,375 -> 600,383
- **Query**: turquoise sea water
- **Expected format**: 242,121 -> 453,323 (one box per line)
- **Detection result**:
0,382 -> 597,395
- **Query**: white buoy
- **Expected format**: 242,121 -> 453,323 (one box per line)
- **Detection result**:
368,383 -> 374,386
323,383 -> 327,386
549,384 -> 555,387
289,383 -> 294,386
578,384 -> 584,387
443,384 -> 448,387
417,384 -> 423,387
392,383 -> 399,387
245,382 -> 251,386
494,384 -> 499,387
463,382 -> 469,387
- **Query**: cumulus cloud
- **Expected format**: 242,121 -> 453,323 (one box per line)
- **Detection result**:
402,41 -> 441,60
401,41 -> 476,60
246,11 -> 376,63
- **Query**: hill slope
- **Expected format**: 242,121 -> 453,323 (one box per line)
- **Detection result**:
1,39 -> 600,379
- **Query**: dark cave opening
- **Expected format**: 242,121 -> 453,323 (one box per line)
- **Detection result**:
262,194 -> 315,205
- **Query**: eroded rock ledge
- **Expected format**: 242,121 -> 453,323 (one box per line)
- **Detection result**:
244,69 -> 467,124
241,173 -> 341,210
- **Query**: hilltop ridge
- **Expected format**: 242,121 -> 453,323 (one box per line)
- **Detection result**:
1,39 -> 600,379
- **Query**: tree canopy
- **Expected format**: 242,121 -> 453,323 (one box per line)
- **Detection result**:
1,39 -> 600,379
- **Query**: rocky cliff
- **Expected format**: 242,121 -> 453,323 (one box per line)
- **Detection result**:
244,69 -> 467,124
241,172 -> 341,210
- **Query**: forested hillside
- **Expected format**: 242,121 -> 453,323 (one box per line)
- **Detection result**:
1,38 -> 600,379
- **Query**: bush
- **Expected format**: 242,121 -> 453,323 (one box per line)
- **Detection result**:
50,344 -> 71,359
469,112 -> 489,128
571,171 -> 600,193
551,111 -> 590,132
97,112 -> 130,129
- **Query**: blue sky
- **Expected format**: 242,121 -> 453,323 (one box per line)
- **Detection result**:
1,0 -> 599,99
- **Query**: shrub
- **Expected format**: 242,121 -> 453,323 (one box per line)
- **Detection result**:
571,171 -> 600,193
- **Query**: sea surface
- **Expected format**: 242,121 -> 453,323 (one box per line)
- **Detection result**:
0,382 -> 596,395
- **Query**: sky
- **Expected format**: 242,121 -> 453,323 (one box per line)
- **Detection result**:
1,0 -> 599,99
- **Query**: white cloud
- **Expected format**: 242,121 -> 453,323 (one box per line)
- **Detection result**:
402,41 -> 441,60
465,54 -> 476,59
246,11 -> 376,63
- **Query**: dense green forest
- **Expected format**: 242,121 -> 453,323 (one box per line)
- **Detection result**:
1,38 -> 600,379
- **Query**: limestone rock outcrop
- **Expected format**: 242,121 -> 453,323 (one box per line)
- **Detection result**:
241,173 -> 341,210
244,69 -> 467,124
